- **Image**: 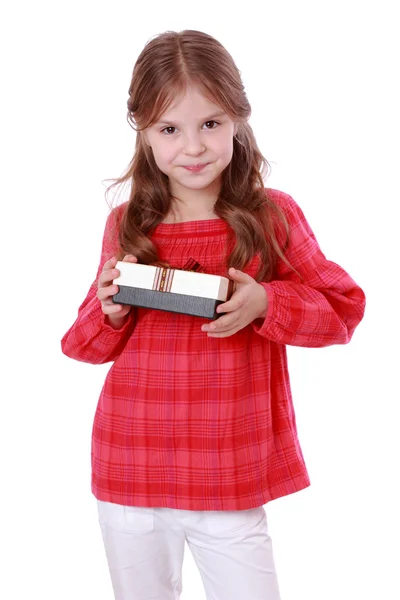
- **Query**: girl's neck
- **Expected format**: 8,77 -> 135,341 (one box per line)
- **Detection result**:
162,207 -> 220,224
163,191 -> 220,224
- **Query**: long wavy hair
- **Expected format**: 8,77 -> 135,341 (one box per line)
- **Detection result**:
105,29 -> 292,282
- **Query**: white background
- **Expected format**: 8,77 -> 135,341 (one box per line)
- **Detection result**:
2,1 -> 399,599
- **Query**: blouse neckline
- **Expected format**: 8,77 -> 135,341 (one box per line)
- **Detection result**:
151,218 -> 229,238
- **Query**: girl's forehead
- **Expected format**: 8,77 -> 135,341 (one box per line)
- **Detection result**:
158,88 -> 224,121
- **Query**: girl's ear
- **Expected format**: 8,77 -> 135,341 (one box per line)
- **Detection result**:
233,122 -> 239,136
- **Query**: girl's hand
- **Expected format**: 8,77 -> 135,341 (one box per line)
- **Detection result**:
97,254 -> 138,328
201,268 -> 268,338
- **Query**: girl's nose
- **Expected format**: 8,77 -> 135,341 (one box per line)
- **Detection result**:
183,132 -> 206,155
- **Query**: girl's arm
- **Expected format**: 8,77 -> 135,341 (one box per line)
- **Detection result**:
61,205 -> 135,364
251,193 -> 366,347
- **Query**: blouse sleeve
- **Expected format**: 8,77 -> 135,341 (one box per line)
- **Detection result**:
252,193 -> 366,347
61,204 -> 135,364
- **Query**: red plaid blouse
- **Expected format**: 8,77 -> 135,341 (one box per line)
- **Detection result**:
61,189 -> 365,510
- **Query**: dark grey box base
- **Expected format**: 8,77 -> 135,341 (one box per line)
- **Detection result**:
113,286 -> 224,320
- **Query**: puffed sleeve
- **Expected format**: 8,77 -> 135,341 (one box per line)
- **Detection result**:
252,192 -> 366,347
61,203 -> 135,364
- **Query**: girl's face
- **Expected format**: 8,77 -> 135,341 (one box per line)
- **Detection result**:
144,86 -> 238,201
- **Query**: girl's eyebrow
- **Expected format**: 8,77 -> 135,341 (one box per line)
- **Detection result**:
155,111 -> 227,126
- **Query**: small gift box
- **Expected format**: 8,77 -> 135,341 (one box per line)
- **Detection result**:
112,261 -> 233,319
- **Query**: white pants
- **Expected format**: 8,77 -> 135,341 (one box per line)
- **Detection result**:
97,500 -> 281,600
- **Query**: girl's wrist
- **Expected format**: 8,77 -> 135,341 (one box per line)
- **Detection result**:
258,285 -> 268,319
105,312 -> 129,330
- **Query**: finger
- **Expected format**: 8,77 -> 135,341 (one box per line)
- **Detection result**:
228,268 -> 254,284
96,284 -> 119,301
98,267 -> 119,288
202,314 -> 239,333
122,254 -> 138,262
207,326 -> 240,338
100,294 -> 128,311
215,297 -> 243,314
210,321 -> 240,334
101,302 -> 126,315
102,256 -> 118,271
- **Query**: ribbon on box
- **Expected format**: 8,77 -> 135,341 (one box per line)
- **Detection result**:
153,266 -> 174,292
152,259 -> 203,293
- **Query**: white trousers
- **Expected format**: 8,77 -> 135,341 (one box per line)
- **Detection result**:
97,500 -> 281,600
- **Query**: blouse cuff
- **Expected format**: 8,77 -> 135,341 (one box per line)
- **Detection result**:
251,283 -> 275,336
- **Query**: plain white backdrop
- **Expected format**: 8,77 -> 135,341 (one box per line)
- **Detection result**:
2,1 -> 399,599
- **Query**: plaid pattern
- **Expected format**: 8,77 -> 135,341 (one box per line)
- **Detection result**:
61,189 -> 365,510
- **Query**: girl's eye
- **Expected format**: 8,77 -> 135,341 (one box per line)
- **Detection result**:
203,120 -> 219,129
162,126 -> 177,135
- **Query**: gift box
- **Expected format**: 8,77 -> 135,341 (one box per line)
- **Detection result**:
112,261 -> 233,319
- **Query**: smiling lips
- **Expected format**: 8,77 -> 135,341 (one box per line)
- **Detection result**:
183,163 -> 209,172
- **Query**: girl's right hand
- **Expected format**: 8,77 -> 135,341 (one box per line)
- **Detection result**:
97,254 -> 138,328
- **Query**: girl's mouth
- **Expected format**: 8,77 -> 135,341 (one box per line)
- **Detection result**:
183,163 -> 209,173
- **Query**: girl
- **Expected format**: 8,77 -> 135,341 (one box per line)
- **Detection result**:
62,30 -> 365,600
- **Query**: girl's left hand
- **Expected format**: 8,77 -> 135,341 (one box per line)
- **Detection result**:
201,268 -> 268,338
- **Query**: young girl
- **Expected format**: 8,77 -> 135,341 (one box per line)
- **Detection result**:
62,30 -> 365,600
